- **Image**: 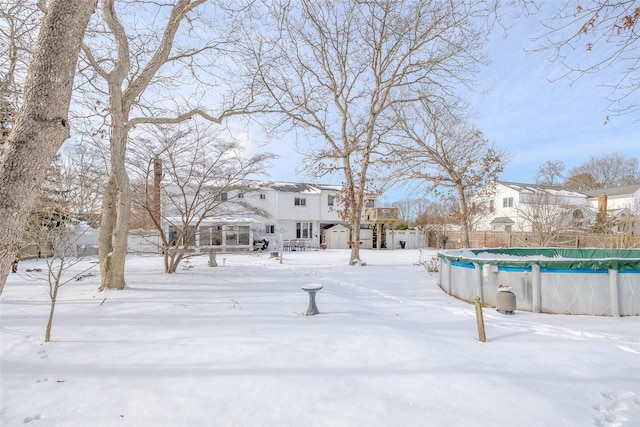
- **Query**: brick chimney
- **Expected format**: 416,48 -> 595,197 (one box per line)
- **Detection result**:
598,194 -> 607,212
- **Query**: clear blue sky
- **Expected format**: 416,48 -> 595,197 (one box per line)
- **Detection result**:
254,4 -> 638,202
466,4 -> 638,186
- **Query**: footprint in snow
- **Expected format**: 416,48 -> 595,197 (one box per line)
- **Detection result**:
23,414 -> 43,423
592,390 -> 638,427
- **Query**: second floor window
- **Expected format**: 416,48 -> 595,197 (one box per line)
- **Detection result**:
489,200 -> 494,213
294,197 -> 306,206
215,192 -> 228,202
328,195 -> 335,207
265,225 -> 275,234
503,197 -> 513,208
260,193 -> 266,200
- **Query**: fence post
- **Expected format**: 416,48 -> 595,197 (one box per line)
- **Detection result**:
531,264 -> 541,313
445,258 -> 452,294
608,269 -> 620,317
474,296 -> 486,342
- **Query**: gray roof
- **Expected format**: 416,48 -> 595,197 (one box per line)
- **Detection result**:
242,179 -> 342,193
267,182 -> 342,193
583,184 -> 640,198
490,216 -> 515,225
497,181 -> 587,198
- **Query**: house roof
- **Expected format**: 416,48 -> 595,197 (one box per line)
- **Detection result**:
582,184 -> 640,198
243,180 -> 343,193
490,216 -> 515,225
497,181 -> 640,199
498,181 -> 588,198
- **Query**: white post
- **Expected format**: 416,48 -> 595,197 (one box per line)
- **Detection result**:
221,227 -> 227,252
608,269 -> 620,317
279,228 -> 284,264
474,263 -> 483,303
446,258 -> 452,294
531,264 -> 541,313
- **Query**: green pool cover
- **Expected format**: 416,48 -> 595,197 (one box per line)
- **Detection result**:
438,248 -> 640,271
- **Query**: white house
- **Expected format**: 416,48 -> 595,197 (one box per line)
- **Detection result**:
475,181 -> 587,232
583,184 -> 640,235
583,184 -> 640,212
475,181 -> 640,234
161,180 -> 379,251
243,181 -> 354,250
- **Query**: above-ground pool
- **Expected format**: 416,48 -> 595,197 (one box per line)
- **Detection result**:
438,248 -> 640,316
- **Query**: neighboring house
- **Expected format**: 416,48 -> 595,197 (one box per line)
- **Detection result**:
583,184 -> 640,235
475,181 -> 586,232
583,184 -> 640,212
475,181 -> 640,234
161,180 -> 378,251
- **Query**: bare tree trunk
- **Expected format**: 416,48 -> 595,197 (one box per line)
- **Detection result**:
98,119 -> 131,289
98,175 -> 117,288
45,264 -> 64,343
350,216 -> 362,264
93,0 -> 215,289
0,0 -> 96,294
456,183 -> 471,248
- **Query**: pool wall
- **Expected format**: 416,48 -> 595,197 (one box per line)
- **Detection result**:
438,248 -> 640,316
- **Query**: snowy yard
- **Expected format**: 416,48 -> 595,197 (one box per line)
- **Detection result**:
1,249 -> 639,427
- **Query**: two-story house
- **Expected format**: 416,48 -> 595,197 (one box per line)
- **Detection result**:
476,181 -> 586,232
475,181 -> 640,234
161,180 -> 378,252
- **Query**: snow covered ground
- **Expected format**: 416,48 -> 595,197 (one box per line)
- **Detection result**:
1,249 -> 639,427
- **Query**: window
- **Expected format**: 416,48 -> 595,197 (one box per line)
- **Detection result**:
489,200 -> 494,213
215,192 -> 228,202
294,197 -> 306,206
502,197 -> 513,208
505,225 -> 512,232
265,225 -> 275,234
296,222 -> 312,239
365,199 -> 375,208
572,210 -> 584,228
237,193 -> 244,199
328,195 -> 335,207
225,225 -> 250,246
259,193 -> 266,200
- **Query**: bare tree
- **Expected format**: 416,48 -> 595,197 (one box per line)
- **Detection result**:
0,0 -> 41,141
242,0 -> 498,264
565,152 -> 640,189
129,123 -> 275,273
392,100 -> 507,247
23,178 -> 96,342
563,172 -> 598,191
535,160 -> 565,185
513,190 -> 568,247
0,0 -> 97,294
78,0 -> 258,290
534,1 -> 640,117
415,200 -> 456,230
60,140 -> 108,224
389,198 -> 431,226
